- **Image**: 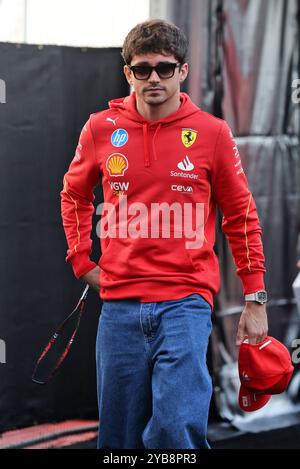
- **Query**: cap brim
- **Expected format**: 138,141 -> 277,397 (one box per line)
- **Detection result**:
239,385 -> 271,412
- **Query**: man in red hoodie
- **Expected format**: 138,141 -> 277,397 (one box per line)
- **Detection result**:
61,19 -> 268,449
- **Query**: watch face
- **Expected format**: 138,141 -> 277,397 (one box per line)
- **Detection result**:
257,291 -> 267,303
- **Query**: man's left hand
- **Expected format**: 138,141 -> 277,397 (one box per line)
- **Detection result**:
236,302 -> 268,346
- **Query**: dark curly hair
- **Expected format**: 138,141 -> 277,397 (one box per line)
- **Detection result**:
122,19 -> 188,65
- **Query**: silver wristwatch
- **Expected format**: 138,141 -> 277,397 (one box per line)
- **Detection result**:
245,290 -> 268,304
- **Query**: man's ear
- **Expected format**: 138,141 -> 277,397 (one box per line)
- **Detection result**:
123,65 -> 132,86
179,63 -> 189,83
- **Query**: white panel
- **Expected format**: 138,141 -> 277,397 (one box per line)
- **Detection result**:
0,0 -> 26,43
0,0 -> 150,47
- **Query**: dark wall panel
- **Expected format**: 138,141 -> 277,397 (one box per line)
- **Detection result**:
0,42 -> 129,431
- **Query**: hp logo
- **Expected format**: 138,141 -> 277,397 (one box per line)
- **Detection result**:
111,129 -> 128,147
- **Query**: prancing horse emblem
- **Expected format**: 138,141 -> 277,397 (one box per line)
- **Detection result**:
181,129 -> 198,148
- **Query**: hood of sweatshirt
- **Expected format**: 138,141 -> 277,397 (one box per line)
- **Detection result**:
108,92 -> 201,167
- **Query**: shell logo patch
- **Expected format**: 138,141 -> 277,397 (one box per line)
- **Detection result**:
181,129 -> 198,148
106,153 -> 128,177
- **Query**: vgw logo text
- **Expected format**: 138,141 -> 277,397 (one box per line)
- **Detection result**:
0,78 -> 6,104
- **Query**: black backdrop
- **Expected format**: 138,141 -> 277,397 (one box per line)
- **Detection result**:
0,43 -> 128,431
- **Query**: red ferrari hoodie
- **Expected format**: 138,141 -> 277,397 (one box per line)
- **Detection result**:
60,92 -> 266,310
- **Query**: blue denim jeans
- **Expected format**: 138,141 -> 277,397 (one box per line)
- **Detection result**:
95,293 -> 213,449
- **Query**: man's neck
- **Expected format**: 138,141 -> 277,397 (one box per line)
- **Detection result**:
136,95 -> 181,122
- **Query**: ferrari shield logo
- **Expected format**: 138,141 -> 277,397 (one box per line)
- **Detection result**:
181,129 -> 198,148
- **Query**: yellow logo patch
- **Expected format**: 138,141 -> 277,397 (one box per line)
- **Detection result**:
106,153 -> 128,177
181,129 -> 198,148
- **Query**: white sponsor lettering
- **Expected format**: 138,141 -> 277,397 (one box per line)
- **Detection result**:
109,181 -> 130,191
229,130 -> 244,176
170,170 -> 198,179
73,142 -> 82,162
171,185 -> 193,193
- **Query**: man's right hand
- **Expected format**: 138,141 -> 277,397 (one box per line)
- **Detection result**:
82,266 -> 101,293
297,260 -> 300,269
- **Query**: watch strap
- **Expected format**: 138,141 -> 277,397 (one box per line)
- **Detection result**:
245,293 -> 257,301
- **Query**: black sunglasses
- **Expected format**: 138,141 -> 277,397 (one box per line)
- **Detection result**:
128,62 -> 181,80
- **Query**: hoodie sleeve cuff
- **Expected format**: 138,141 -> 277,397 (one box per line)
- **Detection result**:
239,271 -> 266,295
67,251 -> 97,279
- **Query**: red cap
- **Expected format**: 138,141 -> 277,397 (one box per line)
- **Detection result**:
238,336 -> 294,412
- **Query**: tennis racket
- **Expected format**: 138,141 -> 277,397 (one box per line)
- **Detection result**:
32,284 -> 90,385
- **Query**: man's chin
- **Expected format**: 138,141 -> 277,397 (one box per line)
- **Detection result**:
143,96 -> 167,106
